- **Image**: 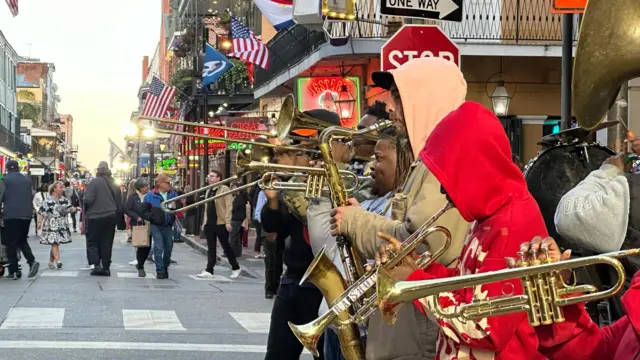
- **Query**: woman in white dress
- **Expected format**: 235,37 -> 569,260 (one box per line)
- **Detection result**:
39,181 -> 80,269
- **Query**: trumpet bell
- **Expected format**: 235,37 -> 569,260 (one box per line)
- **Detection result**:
376,266 -> 403,325
573,0 -> 640,130
276,94 -> 344,141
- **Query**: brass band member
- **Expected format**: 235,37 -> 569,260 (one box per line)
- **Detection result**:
330,57 -> 471,359
377,101 -> 548,359
262,109 -> 340,360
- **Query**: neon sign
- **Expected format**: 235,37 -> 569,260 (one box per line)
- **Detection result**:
184,118 -> 265,156
296,76 -> 361,129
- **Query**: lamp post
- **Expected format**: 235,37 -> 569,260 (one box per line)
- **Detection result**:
490,81 -> 512,117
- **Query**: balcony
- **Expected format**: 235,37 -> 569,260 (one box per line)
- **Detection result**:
0,125 -> 29,155
255,0 -> 579,89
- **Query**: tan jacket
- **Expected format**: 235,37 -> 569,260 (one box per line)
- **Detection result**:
202,185 -> 232,225
340,160 -> 471,360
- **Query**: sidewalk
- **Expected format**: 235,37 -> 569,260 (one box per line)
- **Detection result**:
180,227 -> 264,280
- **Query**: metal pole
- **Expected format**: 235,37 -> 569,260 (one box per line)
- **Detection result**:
149,141 -> 155,182
560,13 -> 574,130
135,132 -> 141,178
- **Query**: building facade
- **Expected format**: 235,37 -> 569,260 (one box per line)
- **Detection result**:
16,60 -> 57,126
0,31 -> 28,156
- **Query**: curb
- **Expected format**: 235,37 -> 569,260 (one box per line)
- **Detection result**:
180,234 -> 259,279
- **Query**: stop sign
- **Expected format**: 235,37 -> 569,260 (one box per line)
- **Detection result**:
380,25 -> 460,71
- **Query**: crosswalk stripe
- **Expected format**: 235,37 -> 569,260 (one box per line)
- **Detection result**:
188,274 -> 232,281
122,310 -> 185,331
0,308 -> 65,329
229,312 -> 271,333
0,341 -> 271,353
40,271 -> 79,277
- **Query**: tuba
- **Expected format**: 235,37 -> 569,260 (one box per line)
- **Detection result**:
572,0 -> 640,130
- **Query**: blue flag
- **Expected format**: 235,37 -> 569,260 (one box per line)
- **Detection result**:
201,43 -> 233,91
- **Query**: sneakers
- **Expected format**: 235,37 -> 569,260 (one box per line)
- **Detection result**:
229,269 -> 241,279
197,271 -> 215,278
156,272 -> 166,279
56,261 -> 63,269
27,262 -> 39,278
129,259 -> 138,266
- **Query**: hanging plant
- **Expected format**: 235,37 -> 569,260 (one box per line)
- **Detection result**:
216,59 -> 248,94
170,68 -> 193,94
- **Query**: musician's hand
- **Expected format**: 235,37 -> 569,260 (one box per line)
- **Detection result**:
506,236 -> 572,282
603,154 -> 626,171
330,207 -> 347,236
309,160 -> 324,168
347,198 -> 359,207
373,232 -> 417,280
225,224 -> 232,232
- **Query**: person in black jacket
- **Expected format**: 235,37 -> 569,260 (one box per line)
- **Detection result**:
230,183 -> 249,257
261,131 -> 326,360
124,178 -> 156,277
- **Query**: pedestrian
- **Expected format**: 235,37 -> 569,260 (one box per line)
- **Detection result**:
63,181 -> 81,233
116,184 -> 128,231
197,170 -> 241,279
251,185 -> 266,259
0,160 -> 40,279
39,181 -> 79,269
124,178 -> 155,277
143,173 -> 180,279
229,182 -> 249,257
84,161 -> 122,276
32,183 -> 49,237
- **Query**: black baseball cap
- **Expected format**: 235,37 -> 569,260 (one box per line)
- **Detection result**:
371,71 -> 395,90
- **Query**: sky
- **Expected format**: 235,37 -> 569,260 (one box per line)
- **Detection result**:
0,0 -> 161,171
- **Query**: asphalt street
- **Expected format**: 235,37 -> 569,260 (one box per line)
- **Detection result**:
0,226 -> 307,360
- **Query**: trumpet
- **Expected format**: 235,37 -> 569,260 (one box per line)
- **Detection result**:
258,172 -> 369,198
376,248 -> 640,327
288,202 -> 454,356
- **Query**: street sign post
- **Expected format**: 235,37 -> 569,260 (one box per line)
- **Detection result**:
551,0 -> 587,13
380,0 -> 463,22
380,25 -> 460,72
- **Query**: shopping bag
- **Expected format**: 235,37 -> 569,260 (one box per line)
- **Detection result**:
132,224 -> 150,247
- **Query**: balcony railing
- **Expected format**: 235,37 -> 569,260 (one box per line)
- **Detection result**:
0,125 -> 28,155
256,0 -> 579,88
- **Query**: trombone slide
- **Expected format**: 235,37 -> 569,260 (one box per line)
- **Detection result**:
376,248 -> 640,327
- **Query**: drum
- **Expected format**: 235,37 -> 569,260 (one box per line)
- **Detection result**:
524,142 -> 621,326
524,142 -> 616,249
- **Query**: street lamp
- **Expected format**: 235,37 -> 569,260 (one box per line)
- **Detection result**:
334,83 -> 356,121
490,81 -> 512,116
142,128 -> 156,137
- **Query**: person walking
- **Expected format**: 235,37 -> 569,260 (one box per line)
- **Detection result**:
229,183 -> 249,257
124,178 -> 155,277
197,170 -> 241,279
63,181 -> 81,233
116,184 -> 128,231
32,183 -> 48,237
143,174 -> 179,279
84,161 -> 122,276
39,181 -> 78,269
0,160 -> 40,279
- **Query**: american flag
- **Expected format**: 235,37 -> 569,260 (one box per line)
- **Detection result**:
141,75 -> 176,118
227,16 -> 269,70
5,0 -> 18,17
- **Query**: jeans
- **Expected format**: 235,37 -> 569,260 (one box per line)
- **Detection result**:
86,214 -> 117,270
172,222 -> 181,241
3,218 -> 35,274
150,225 -> 173,273
324,328 -> 344,360
204,224 -> 240,273
265,283 -> 324,360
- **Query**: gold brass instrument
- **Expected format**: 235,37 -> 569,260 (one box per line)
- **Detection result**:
572,0 -> 640,130
376,248 -> 640,327
287,120 -> 393,360
258,172 -> 369,199
288,202 -> 454,357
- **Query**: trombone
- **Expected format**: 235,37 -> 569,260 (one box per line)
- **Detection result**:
376,248 -> 640,327
287,202 -> 454,356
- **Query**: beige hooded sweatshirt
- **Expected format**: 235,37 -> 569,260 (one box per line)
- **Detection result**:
339,57 -> 472,360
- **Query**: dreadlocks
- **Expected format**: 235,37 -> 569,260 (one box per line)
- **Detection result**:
379,125 -> 413,192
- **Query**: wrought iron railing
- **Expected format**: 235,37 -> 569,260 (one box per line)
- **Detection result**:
0,125 -> 28,154
256,0 -> 579,88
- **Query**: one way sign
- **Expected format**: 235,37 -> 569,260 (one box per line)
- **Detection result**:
380,0 -> 463,22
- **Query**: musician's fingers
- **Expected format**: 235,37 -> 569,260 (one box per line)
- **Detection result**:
330,209 -> 338,218
329,216 -> 337,225
365,263 -> 373,272
519,241 -> 532,255
375,245 -> 384,265
560,249 -> 572,262
347,198 -> 359,207
529,236 -> 544,254
505,257 -> 518,269
377,232 -> 402,252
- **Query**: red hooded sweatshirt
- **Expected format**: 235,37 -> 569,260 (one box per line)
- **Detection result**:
536,270 -> 640,360
407,101 -> 549,359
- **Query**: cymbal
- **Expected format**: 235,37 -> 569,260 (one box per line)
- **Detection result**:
538,120 -> 620,145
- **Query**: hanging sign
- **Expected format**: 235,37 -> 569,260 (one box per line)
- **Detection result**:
551,0 -> 587,13
296,76 -> 362,129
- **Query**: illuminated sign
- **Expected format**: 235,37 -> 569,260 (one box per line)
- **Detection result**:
551,0 -> 587,13
296,76 -> 361,129
184,117 -> 266,156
